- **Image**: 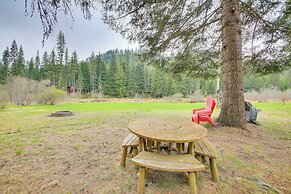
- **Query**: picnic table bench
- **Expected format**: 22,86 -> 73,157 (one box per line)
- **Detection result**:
120,133 -> 139,167
194,138 -> 219,182
132,151 -> 205,194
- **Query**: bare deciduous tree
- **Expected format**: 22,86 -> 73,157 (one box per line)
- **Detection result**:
6,76 -> 48,105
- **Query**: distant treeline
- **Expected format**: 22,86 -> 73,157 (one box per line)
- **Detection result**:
0,32 -> 290,98
0,33 -> 216,98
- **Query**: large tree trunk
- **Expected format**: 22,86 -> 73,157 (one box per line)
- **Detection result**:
219,0 -> 245,127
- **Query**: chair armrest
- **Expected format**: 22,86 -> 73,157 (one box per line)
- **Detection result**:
194,110 -> 212,115
193,108 -> 205,113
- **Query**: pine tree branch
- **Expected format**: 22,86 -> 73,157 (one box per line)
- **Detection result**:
116,0 -> 172,19
117,2 -> 146,19
240,0 -> 289,33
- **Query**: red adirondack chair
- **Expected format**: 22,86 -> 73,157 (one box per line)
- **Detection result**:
192,96 -> 216,125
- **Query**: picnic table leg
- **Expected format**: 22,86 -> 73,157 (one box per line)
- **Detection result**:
120,146 -> 127,167
168,143 -> 173,154
138,166 -> 146,194
148,140 -> 153,152
210,158 -> 219,182
156,141 -> 161,152
188,142 -> 194,155
188,172 -> 197,194
177,143 -> 183,154
143,138 -> 148,151
139,137 -> 143,152
182,143 -> 185,151
132,147 -> 139,168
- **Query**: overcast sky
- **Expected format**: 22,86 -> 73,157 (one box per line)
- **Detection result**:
0,1 -> 137,61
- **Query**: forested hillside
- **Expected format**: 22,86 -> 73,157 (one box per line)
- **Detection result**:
0,32 -> 290,99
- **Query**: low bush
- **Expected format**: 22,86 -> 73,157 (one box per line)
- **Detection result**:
5,76 -> 49,105
188,90 -> 206,103
0,85 -> 9,109
163,93 -> 184,102
245,89 -> 291,102
37,87 -> 66,105
172,93 -> 183,101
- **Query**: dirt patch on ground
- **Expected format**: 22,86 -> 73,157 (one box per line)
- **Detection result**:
0,113 -> 290,193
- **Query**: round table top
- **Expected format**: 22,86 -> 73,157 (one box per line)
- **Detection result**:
128,117 -> 208,143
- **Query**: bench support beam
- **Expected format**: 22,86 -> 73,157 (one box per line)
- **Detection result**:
209,158 -> 219,182
138,166 -> 146,194
120,147 -> 127,167
188,172 -> 197,194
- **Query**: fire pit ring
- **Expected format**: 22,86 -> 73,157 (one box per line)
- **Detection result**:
49,111 -> 75,117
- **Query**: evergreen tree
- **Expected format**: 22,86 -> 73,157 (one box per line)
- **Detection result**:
144,67 -> 151,95
34,51 -> 41,80
120,60 -> 129,92
14,45 -> 25,76
27,58 -> 35,79
56,31 -> 66,89
49,50 -> 57,86
106,53 -> 118,96
127,65 -> 137,96
96,54 -> 107,94
115,63 -> 127,97
0,48 -> 10,84
164,76 -> 175,96
0,60 -> 3,85
42,51 -> 50,80
278,77 -> 289,92
88,52 -> 97,94
243,75 -> 264,92
0,59 -> 4,80
64,47 -> 69,88
9,40 -> 18,75
135,64 -> 146,94
80,62 -> 90,93
150,70 -> 165,98
76,63 -> 84,94
69,51 -> 78,89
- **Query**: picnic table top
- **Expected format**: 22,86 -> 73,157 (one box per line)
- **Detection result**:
128,117 -> 207,143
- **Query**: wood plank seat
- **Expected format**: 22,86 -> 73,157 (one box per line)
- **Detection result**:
132,151 -> 205,194
120,133 -> 139,167
194,138 -> 219,182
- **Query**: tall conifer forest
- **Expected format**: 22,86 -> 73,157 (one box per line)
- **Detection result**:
0,34 -> 290,98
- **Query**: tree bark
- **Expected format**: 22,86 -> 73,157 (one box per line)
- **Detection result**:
219,0 -> 245,127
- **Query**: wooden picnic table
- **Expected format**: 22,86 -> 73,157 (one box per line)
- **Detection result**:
128,117 -> 208,154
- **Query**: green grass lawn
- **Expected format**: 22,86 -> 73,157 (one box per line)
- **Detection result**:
0,101 -> 290,193
5,101 -> 206,112
0,101 -> 205,134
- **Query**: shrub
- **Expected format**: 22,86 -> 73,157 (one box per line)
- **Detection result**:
188,90 -> 206,103
162,93 -> 184,102
172,93 -> 183,101
0,85 -> 9,109
279,77 -> 289,92
5,76 -> 49,105
244,88 -> 291,102
37,87 -> 66,105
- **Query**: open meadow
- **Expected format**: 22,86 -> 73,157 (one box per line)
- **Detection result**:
0,101 -> 290,193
